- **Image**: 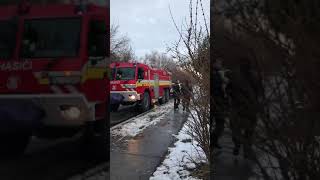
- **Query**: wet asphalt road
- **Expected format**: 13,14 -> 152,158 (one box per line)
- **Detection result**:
110,104 -> 140,126
0,101 -> 175,180
214,130 -> 255,180
0,135 -> 106,180
110,108 -> 188,180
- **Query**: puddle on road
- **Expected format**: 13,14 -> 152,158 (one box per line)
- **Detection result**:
135,134 -> 144,138
127,139 -> 140,154
159,118 -> 169,126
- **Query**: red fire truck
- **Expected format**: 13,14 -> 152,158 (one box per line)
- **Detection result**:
110,61 -> 172,112
0,0 -> 109,157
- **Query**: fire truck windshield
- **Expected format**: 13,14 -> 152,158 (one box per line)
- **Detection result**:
115,67 -> 135,80
0,20 -> 17,59
20,18 -> 81,58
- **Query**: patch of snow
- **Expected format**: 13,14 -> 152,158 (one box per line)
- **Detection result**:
150,112 -> 207,180
111,102 -> 173,137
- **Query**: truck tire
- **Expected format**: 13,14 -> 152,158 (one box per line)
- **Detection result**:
158,95 -> 164,105
81,102 -> 108,161
82,119 -> 108,161
0,132 -> 31,158
140,92 -> 150,112
110,104 -> 120,112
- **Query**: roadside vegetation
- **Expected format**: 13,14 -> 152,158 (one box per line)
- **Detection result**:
169,0 -> 210,178
213,0 -> 320,179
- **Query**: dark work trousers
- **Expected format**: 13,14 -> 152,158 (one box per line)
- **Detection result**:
182,97 -> 190,111
230,109 -> 257,154
213,111 -> 225,146
212,96 -> 229,146
174,96 -> 180,109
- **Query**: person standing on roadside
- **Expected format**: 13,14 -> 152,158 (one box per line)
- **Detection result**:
212,59 -> 230,149
173,80 -> 182,110
228,58 -> 262,158
181,80 -> 192,112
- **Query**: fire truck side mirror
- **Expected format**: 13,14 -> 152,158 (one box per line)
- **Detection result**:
90,34 -> 106,56
98,35 -> 107,54
88,20 -> 107,57
137,68 -> 144,80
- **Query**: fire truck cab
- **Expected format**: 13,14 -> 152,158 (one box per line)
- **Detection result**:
110,62 -> 172,112
0,1 -> 109,157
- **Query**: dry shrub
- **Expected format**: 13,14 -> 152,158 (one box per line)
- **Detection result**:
213,0 -> 320,179
168,0 -> 210,176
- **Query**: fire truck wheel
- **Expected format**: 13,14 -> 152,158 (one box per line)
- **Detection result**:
110,104 -> 120,112
82,120 -> 108,161
0,132 -> 31,158
158,97 -> 164,105
140,92 -> 151,112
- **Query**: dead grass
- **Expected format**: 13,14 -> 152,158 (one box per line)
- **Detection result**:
190,162 -> 210,180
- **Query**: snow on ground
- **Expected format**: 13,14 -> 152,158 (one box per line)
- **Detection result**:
150,112 -> 207,180
111,102 -> 173,137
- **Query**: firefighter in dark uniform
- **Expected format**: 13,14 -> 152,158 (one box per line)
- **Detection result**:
212,59 -> 230,149
116,71 -> 122,80
181,80 -> 192,111
228,58 -> 262,158
172,80 -> 181,109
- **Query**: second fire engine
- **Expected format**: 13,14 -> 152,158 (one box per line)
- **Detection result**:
110,62 -> 172,112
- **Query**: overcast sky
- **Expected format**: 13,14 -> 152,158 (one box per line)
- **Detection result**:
111,0 -> 210,58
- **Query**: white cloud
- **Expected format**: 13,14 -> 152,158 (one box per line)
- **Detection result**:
148,17 -> 157,24
111,0 -> 210,58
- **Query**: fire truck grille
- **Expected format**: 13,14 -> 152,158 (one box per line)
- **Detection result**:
50,85 -> 80,94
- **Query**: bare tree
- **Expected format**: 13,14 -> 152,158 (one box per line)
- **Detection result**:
169,0 -> 210,178
110,24 -> 135,62
142,51 -> 174,68
143,51 -> 161,68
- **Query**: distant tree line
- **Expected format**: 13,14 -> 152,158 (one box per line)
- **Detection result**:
110,24 -> 135,63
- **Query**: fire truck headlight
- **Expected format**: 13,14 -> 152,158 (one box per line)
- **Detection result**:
129,95 -> 136,100
60,105 -> 81,120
